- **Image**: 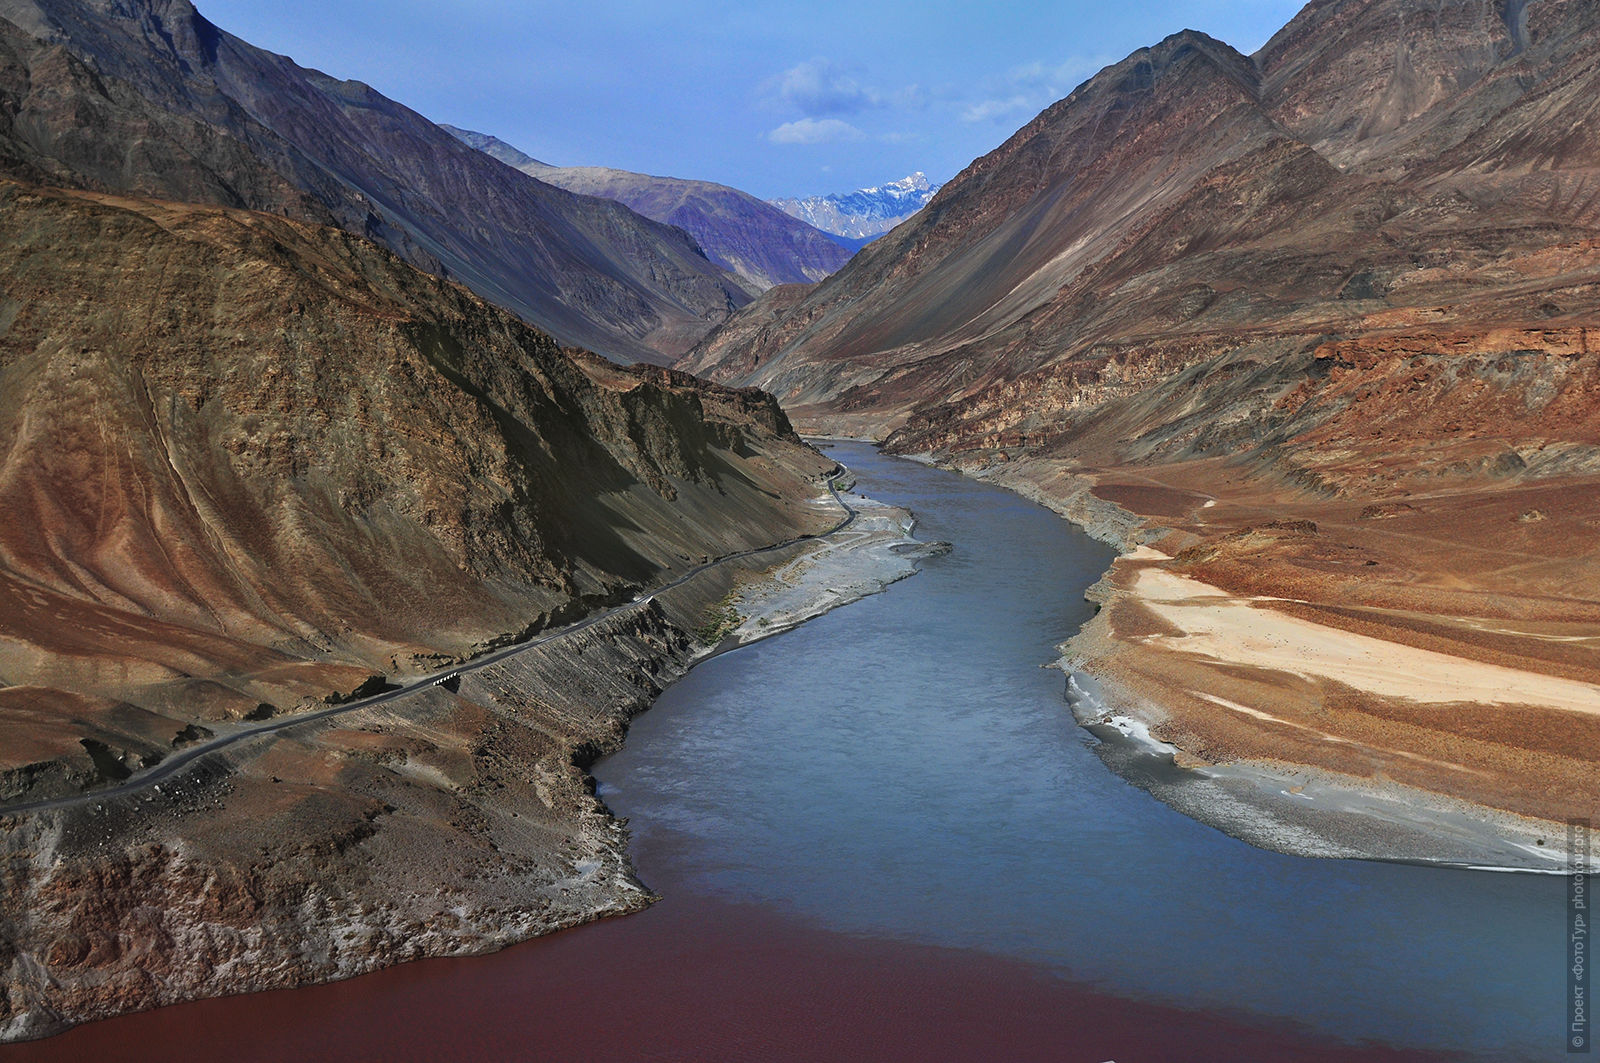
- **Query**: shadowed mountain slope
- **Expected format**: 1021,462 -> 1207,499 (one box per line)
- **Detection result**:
0,0 -> 753,363
442,125 -> 852,292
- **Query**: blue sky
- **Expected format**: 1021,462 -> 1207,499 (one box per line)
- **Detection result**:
197,0 -> 1310,200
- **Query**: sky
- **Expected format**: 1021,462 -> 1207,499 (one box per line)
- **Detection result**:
195,0 -> 1311,200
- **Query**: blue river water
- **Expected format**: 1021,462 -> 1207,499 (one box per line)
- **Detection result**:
596,442 -> 1564,1061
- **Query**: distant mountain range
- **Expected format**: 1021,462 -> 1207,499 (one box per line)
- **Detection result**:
770,173 -> 942,242
443,126 -> 852,292
442,125 -> 553,171
0,0 -> 761,364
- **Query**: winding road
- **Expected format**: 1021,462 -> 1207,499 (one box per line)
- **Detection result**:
0,471 -> 857,819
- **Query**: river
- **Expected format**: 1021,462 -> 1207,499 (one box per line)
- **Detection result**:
5,442 -> 1561,1061
595,443 -> 1559,1061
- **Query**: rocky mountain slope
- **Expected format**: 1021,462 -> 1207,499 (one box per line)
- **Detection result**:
443,125 -> 852,292
0,174 -> 842,1039
685,0 -> 1600,838
0,0 -> 753,363
770,172 -> 940,242
0,177 -> 831,805
689,1 -> 1600,445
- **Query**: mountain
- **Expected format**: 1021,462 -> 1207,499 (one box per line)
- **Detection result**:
770,173 -> 941,241
0,174 -> 840,1039
443,125 -> 853,292
0,0 -> 753,363
685,0 -> 1600,838
500,166 -> 854,292
689,6 -> 1600,458
685,33 -> 1300,419
0,0 -> 856,1038
0,175 -> 829,796
438,124 -> 553,172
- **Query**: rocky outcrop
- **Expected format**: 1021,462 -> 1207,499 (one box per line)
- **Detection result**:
0,0 -> 753,363
0,593 -> 697,1042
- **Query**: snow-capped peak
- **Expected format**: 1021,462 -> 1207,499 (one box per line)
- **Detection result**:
769,173 -> 942,241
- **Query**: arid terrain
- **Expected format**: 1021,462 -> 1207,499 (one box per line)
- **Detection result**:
987,453 -> 1600,858
3,0 -> 1597,1047
688,0 -> 1600,848
0,171 -> 912,1039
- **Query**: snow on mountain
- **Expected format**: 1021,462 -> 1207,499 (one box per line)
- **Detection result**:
770,173 -> 941,241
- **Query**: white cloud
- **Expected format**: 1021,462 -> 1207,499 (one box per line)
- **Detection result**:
960,95 -> 1034,124
1003,56 -> 1114,98
766,58 -> 879,117
761,59 -> 929,121
955,55 -> 1115,126
890,83 -> 930,110
767,118 -> 868,145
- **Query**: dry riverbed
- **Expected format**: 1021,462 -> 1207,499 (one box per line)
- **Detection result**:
722,494 -> 948,648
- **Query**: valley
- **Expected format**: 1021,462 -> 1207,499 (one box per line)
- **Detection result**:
0,0 -> 1594,1055
689,0 -> 1600,861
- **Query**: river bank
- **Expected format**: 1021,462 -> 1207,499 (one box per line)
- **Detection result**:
928,450 -> 1600,872
3,442 -> 1564,1061
0,468 -> 929,1043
